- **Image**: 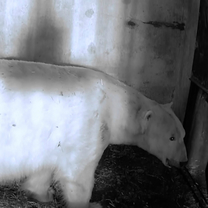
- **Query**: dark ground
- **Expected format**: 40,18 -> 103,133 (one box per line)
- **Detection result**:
0,145 -> 204,208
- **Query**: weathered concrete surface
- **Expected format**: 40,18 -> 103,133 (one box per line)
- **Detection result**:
0,0 -> 200,120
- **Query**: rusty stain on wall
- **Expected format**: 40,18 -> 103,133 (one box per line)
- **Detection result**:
85,9 -> 94,18
127,20 -> 137,29
88,43 -> 96,54
122,0 -> 131,5
143,21 -> 185,31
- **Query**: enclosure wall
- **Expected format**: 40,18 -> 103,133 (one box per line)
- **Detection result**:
0,0 -> 200,120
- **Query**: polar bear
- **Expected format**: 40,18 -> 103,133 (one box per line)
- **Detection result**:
0,60 -> 187,208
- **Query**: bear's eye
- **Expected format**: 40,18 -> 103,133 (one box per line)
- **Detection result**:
170,136 -> 175,141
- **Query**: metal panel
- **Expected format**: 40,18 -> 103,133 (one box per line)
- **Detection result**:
192,0 -> 208,91
186,89 -> 208,196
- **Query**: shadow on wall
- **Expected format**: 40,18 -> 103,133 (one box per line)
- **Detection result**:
120,0 -> 141,88
142,1 -> 187,120
97,0 -> 186,110
93,0 -> 146,91
142,1 -> 185,106
19,1 -> 67,65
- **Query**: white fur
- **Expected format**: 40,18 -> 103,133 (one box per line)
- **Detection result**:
0,60 -> 187,208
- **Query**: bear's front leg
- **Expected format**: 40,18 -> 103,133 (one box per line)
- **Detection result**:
58,162 -> 99,208
21,168 -> 54,202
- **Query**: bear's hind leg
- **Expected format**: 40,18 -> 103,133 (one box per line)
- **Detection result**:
21,168 -> 54,202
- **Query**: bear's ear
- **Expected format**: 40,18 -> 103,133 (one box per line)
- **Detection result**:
141,110 -> 152,134
163,102 -> 173,109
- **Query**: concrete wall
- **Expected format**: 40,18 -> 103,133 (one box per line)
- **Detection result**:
0,0 -> 200,120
